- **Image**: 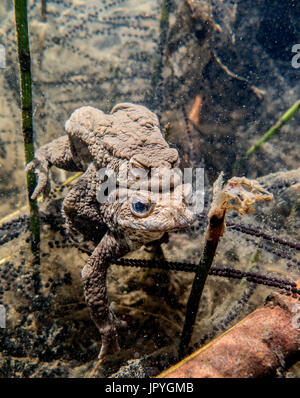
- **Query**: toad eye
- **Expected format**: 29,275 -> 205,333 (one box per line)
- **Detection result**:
144,122 -> 154,129
130,195 -> 152,217
129,160 -> 148,179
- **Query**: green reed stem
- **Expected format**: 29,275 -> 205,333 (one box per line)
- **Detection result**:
14,0 -> 40,262
245,99 -> 300,159
234,100 -> 300,173
150,0 -> 170,107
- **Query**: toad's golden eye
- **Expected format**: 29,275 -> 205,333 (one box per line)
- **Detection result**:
130,195 -> 153,218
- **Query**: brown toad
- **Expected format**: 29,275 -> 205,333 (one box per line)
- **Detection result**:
27,103 -> 196,358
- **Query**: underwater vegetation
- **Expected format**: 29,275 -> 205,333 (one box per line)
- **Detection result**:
14,0 -> 40,261
0,0 -> 299,378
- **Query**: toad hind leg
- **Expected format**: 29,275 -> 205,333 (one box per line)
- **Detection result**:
81,232 -> 130,359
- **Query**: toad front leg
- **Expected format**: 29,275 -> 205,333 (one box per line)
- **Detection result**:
26,135 -> 81,199
82,232 -> 130,359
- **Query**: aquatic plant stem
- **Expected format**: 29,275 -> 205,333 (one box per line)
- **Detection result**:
233,99 -> 300,172
178,173 -> 274,358
240,248 -> 260,286
41,0 -> 47,22
178,211 -> 225,359
14,0 -> 40,262
245,99 -> 300,159
150,0 -> 170,108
